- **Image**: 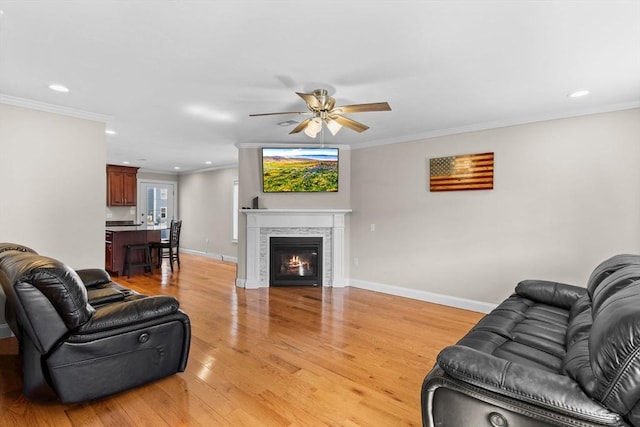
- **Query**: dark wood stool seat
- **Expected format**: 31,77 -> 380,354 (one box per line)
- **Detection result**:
123,243 -> 153,278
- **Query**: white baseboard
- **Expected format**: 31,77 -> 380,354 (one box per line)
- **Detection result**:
0,323 -> 13,339
180,248 -> 238,264
348,279 -> 496,314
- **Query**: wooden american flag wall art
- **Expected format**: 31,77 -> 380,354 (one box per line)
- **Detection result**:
429,152 -> 494,192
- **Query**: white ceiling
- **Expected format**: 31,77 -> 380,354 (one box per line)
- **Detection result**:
0,1 -> 639,173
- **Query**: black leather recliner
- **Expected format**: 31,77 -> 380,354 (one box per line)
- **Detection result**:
0,243 -> 191,403
422,254 -> 640,426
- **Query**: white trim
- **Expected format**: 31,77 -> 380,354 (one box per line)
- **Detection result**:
177,163 -> 239,175
232,178 -> 239,242
137,168 -> 179,176
236,141 -> 351,150
242,208 -> 352,215
180,248 -> 238,264
350,101 -> 640,151
0,323 -> 13,339
0,94 -> 112,122
235,277 -> 247,288
137,179 -> 178,225
348,278 -> 496,314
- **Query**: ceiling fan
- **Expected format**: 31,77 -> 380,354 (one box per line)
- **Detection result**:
249,89 -> 391,138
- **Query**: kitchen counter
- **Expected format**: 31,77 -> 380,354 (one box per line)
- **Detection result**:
106,224 -> 168,232
105,225 -> 169,276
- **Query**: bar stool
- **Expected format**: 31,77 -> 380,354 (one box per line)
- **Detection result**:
123,244 -> 153,278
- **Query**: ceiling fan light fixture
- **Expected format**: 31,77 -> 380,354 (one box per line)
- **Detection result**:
251,88 -> 391,137
326,119 -> 342,136
304,117 -> 322,138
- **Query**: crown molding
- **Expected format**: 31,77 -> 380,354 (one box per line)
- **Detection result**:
235,141 -> 351,150
0,94 -> 112,122
350,101 -> 640,150
175,163 -> 239,176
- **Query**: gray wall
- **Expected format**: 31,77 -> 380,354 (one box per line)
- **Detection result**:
350,109 -> 640,305
0,103 -> 106,337
178,167 -> 239,260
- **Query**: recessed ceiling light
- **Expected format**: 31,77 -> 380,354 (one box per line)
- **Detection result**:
185,105 -> 236,122
48,84 -> 69,93
205,161 -> 212,165
174,166 -> 180,170
105,129 -> 116,135
569,90 -> 590,98
122,161 -> 130,165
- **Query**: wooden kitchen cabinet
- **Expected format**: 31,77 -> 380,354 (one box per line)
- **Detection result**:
107,165 -> 139,206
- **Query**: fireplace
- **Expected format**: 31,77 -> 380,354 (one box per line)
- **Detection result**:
242,209 -> 351,288
270,237 -> 322,286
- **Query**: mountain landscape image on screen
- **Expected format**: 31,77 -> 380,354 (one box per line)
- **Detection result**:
262,148 -> 339,192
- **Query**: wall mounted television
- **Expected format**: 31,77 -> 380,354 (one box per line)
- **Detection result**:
262,147 -> 339,193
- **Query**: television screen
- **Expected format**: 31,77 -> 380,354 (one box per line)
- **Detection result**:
262,147 -> 339,193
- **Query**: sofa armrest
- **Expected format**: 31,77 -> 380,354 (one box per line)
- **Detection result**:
77,295 -> 180,334
515,280 -> 586,309
437,345 -> 621,425
75,268 -> 112,288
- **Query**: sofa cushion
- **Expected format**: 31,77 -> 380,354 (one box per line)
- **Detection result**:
436,345 -> 624,425
516,280 -> 586,309
75,268 -> 112,288
457,292 -> 570,374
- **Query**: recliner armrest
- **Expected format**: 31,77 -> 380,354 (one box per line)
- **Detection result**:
516,279 -> 586,309
75,268 -> 112,288
437,345 -> 621,425
77,295 -> 180,334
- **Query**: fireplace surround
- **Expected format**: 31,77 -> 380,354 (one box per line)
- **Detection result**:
241,209 -> 351,288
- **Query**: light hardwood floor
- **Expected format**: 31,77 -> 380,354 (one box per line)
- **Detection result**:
0,253 -> 483,426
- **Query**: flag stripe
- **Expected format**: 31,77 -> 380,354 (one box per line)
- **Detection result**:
429,152 -> 494,192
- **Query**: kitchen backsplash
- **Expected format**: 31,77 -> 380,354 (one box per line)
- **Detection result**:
106,206 -> 137,222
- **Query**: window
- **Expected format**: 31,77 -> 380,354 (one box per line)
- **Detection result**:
232,179 -> 239,242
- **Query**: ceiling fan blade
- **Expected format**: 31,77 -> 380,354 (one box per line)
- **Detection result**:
296,92 -> 322,110
289,118 -> 313,134
331,115 -> 370,133
249,111 -> 307,117
331,102 -> 391,114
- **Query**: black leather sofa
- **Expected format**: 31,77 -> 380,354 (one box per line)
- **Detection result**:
422,254 -> 640,427
0,242 -> 191,403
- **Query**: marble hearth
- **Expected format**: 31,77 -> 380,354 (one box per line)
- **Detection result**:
242,209 -> 351,289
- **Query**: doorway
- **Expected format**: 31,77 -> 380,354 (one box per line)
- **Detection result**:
137,180 -> 177,240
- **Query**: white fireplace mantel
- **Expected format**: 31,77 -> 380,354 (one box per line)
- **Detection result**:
242,209 -> 351,289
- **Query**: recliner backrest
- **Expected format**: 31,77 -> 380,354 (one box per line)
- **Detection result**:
0,242 -> 37,255
588,266 -> 640,415
0,252 -> 95,352
563,256 -> 640,420
563,259 -> 640,421
586,254 -> 640,299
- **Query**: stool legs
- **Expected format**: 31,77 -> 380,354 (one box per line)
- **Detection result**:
123,244 -> 153,278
